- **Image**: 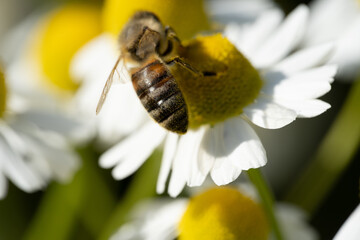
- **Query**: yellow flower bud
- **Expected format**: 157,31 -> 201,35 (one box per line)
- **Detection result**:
35,4 -> 102,91
102,0 -> 210,40
179,187 -> 269,240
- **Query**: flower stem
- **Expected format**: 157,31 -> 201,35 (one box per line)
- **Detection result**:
98,149 -> 162,240
247,168 -> 284,240
284,79 -> 360,215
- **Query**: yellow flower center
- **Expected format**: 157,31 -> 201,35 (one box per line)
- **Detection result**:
174,34 -> 263,128
0,67 -> 6,118
179,187 -> 269,240
36,4 -> 102,91
102,0 -> 210,40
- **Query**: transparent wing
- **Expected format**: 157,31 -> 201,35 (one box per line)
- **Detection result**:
96,56 -> 130,115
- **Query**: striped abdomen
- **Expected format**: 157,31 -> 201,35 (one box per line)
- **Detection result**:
131,59 -> 188,134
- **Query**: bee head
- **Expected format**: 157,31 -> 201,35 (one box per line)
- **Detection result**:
119,11 -> 166,61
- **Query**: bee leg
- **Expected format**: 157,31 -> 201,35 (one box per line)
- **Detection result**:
166,57 -> 203,77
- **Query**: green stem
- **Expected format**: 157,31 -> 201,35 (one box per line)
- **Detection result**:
284,80 -> 360,215
247,168 -> 283,240
23,146 -> 116,240
98,149 -> 162,240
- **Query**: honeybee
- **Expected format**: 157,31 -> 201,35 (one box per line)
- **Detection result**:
96,11 -> 204,134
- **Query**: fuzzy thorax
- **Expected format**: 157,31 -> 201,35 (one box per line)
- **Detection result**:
174,34 -> 263,128
178,187 -> 269,240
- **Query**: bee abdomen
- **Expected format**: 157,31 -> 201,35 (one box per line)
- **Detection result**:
132,60 -> 188,134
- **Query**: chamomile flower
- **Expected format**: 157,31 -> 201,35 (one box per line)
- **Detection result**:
1,3 -> 102,143
94,5 -> 336,197
110,187 -> 317,240
0,67 -> 80,199
304,0 -> 360,80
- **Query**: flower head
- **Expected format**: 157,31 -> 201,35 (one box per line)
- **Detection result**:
175,34 -> 263,127
0,66 -> 80,199
95,6 -> 336,196
179,187 -> 269,240
73,5 -> 336,196
2,3 -> 103,144
110,186 -> 317,240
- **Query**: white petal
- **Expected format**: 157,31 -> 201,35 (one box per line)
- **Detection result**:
330,18 -> 360,80
197,126 -> 220,176
263,65 -> 336,100
110,123 -> 166,180
305,0 -> 358,46
334,204 -> 360,240
141,199 -> 187,240
275,99 -> 331,118
210,156 -> 242,186
0,132 -> 45,193
168,130 -> 203,197
110,199 -> 187,240
156,133 -> 178,194
226,8 -> 283,57
275,203 -> 318,240
26,133 -> 80,182
224,117 -> 267,170
251,5 -> 309,68
99,122 -> 165,172
70,34 -> 118,83
95,84 -> 148,142
15,110 -> 92,144
244,97 -> 297,129
187,127 -> 209,187
207,0 -> 276,22
0,172 -> 8,199
272,42 -> 335,74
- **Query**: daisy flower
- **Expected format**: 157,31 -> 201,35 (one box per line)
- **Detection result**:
92,4 -> 336,197
0,66 -> 80,199
110,186 -> 318,240
1,3 -> 102,143
304,0 -> 360,80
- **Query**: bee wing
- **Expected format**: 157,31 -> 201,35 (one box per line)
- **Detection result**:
113,58 -> 131,84
96,56 -> 129,115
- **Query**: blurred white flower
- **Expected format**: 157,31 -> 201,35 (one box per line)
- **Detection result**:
0,3 -> 101,144
86,5 -> 336,197
0,68 -> 80,199
110,186 -> 317,240
206,0 -> 277,25
304,0 -> 360,80
333,204 -> 360,240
